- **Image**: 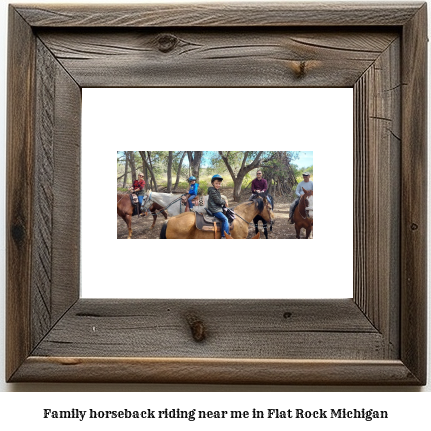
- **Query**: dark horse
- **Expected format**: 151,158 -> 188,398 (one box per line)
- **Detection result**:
293,188 -> 313,239
253,194 -> 274,239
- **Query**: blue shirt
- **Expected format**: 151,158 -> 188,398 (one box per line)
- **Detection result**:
188,183 -> 199,195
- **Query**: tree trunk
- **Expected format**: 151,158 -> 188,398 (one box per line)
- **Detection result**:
139,151 -> 158,191
167,151 -> 173,192
219,151 -> 263,201
232,174 -> 246,202
122,155 -> 128,188
127,151 -> 136,183
173,151 -> 186,190
187,151 -> 203,182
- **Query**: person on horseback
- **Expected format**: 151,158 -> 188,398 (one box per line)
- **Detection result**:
129,173 -> 146,206
208,174 -> 229,238
250,170 -> 268,198
289,172 -> 313,223
186,176 -> 199,210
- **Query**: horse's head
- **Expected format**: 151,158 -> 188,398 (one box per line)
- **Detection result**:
302,187 -> 313,219
254,195 -> 275,225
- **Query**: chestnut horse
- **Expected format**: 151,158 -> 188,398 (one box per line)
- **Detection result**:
117,193 -> 152,239
147,202 -> 168,229
293,188 -> 313,239
160,196 -> 274,239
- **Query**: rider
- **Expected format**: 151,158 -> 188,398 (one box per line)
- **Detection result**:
208,174 -> 229,239
250,169 -> 272,208
130,173 -> 146,207
289,172 -> 313,223
186,176 -> 199,210
251,170 -> 268,196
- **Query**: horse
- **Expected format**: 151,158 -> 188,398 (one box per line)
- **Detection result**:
293,188 -> 313,239
144,190 -> 209,217
117,193 -> 152,239
253,194 -> 274,239
160,195 -> 274,239
147,202 -> 168,229
144,190 -> 228,226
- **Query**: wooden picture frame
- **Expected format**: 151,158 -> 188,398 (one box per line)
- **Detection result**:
6,2 -> 427,384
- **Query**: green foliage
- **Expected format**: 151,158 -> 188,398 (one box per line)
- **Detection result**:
199,183 -> 209,195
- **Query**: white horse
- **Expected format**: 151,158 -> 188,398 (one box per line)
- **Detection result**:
144,190 -> 228,217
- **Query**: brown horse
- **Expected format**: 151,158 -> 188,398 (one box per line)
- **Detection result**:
160,196 -> 274,239
117,193 -> 151,239
147,202 -> 168,229
293,188 -> 313,239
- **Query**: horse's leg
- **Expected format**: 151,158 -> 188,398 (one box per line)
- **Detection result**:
125,214 -> 132,239
263,222 -> 268,239
150,212 -> 157,229
306,225 -> 312,239
161,210 -> 168,220
295,224 -> 301,239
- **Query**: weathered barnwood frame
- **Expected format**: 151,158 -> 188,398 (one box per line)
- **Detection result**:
6,3 -> 427,384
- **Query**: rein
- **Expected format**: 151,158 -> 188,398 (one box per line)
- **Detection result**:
233,200 -> 273,226
117,193 -> 128,204
146,193 -> 186,216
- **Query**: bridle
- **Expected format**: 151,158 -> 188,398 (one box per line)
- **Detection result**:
299,193 -> 313,219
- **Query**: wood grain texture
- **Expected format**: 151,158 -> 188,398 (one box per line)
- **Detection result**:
15,2 -> 423,27
32,299 -> 383,359
400,3 -> 427,384
6,2 -> 427,385
32,39 -> 81,349
353,38 -> 401,359
12,358 -> 420,385
6,7 -> 37,381
37,29 -> 398,88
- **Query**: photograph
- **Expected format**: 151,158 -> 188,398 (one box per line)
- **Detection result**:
116,151 -> 313,239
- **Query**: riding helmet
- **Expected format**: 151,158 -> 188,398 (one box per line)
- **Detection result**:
188,176 -> 196,182
211,174 -> 223,183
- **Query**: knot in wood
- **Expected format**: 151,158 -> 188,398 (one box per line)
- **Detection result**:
410,223 -> 419,231
157,34 -> 178,53
283,311 -> 292,319
186,314 -> 206,342
11,222 -> 26,245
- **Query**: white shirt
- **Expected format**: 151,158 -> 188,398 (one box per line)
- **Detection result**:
296,180 -> 313,197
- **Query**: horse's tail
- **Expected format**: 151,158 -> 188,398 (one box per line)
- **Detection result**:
160,221 -> 168,239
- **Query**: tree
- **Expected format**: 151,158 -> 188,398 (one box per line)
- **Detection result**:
123,154 -> 128,188
127,151 -> 136,183
173,151 -> 187,191
139,151 -> 158,191
219,151 -> 265,201
261,151 -> 299,196
166,151 -> 173,192
187,151 -> 203,182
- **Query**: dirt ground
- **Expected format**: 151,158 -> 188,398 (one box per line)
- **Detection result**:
117,188 -> 312,239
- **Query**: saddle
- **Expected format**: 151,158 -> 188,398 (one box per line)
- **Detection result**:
130,194 -> 141,216
182,195 -> 205,212
195,210 -> 235,232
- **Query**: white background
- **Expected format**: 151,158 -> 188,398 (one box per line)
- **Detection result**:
0,0 -> 430,422
82,87 -> 353,299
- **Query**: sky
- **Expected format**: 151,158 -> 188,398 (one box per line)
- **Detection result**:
295,151 -> 313,168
